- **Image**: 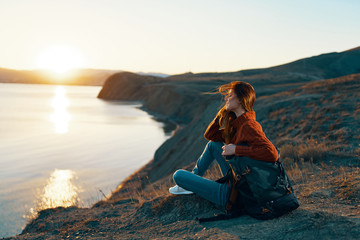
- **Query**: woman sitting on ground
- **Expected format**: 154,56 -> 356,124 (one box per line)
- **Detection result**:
169,81 -> 278,209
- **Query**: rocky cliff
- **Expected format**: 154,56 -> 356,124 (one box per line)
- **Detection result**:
98,72 -> 224,182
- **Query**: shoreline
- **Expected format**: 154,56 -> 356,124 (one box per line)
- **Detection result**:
0,84 -> 171,239
139,106 -> 181,136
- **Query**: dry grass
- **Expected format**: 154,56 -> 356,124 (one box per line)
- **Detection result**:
280,138 -> 333,162
279,140 -> 358,201
202,162 -> 223,180
332,167 -> 360,201
127,177 -> 169,205
355,147 -> 360,158
285,161 -> 314,184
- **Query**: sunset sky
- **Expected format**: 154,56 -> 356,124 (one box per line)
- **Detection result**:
1,0 -> 359,74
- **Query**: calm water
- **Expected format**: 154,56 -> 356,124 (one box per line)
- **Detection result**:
0,83 -> 169,237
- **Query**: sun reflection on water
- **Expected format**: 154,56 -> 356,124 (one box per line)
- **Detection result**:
41,169 -> 80,209
26,169 -> 81,219
50,86 -> 72,134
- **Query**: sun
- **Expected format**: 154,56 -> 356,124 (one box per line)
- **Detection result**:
36,45 -> 85,74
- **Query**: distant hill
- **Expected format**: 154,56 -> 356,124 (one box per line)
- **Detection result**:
169,47 -> 360,85
0,67 -> 172,86
0,68 -> 120,86
136,72 -> 170,78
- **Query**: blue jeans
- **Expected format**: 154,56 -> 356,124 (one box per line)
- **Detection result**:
173,141 -> 231,207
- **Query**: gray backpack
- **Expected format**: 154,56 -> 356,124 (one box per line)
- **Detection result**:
225,155 -> 299,219
198,154 -> 299,222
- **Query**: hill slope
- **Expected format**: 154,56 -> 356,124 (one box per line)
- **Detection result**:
170,47 -> 360,85
97,47 -> 360,183
9,73 -> 360,240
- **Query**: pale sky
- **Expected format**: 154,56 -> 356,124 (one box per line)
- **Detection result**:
1,0 -> 359,74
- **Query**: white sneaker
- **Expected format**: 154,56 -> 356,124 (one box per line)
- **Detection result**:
169,185 -> 193,195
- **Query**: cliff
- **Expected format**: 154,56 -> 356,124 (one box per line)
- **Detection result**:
98,71 -> 224,183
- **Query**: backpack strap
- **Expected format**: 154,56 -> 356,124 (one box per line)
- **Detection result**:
215,169 -> 232,184
276,159 -> 294,194
197,211 -> 244,223
220,167 -> 251,213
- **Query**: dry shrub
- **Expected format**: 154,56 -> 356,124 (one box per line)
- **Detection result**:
279,138 -> 329,184
281,156 -> 316,184
332,127 -> 351,142
203,162 -> 223,180
285,161 -> 305,182
140,175 -> 174,201
332,167 -> 360,200
269,108 -> 286,119
280,138 -> 331,162
110,174 -> 166,206
355,147 -> 360,158
280,145 -> 300,162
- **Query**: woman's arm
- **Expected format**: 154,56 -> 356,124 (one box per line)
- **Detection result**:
234,121 -> 278,162
204,116 -> 225,142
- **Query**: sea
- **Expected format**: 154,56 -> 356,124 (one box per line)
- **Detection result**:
0,83 -> 169,238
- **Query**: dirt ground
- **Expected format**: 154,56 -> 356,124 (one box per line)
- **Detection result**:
4,160 -> 360,240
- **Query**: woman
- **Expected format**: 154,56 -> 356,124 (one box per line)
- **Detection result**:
169,81 -> 279,208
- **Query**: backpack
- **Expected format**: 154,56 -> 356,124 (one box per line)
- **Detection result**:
198,154 -> 300,222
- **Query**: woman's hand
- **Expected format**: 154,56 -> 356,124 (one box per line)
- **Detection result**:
222,144 -> 236,156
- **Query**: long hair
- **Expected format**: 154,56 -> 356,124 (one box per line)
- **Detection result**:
216,81 -> 255,144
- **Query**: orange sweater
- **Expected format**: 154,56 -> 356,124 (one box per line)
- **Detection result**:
204,111 -> 278,162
